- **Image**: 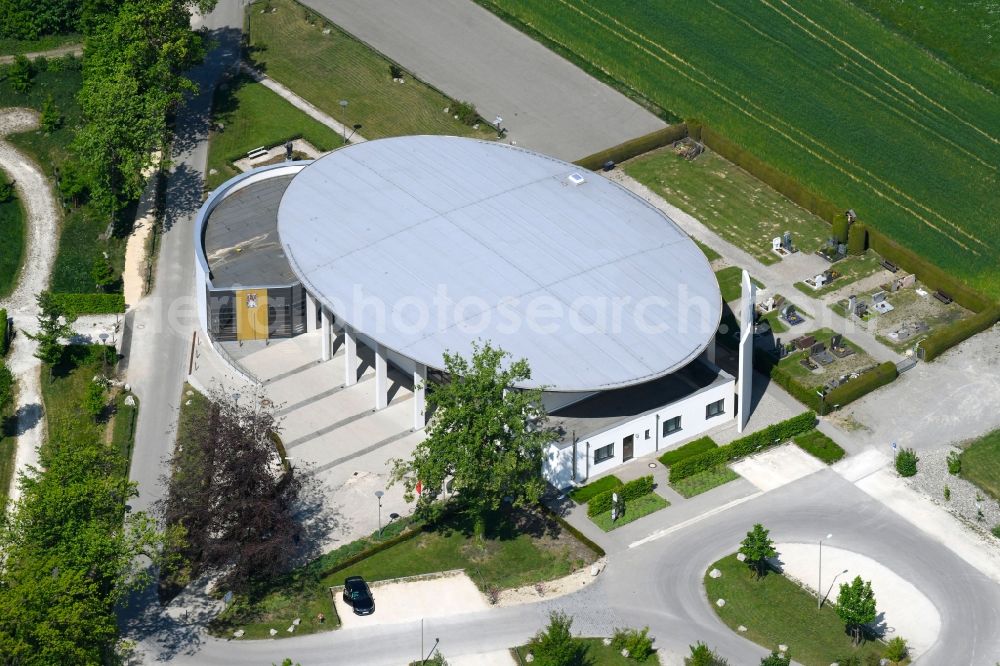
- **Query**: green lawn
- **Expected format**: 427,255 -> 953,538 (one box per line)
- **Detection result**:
775,328 -> 873,390
670,465 -> 739,498
960,429 -> 1000,501
513,637 -> 652,665
793,251 -> 885,298
627,148 -> 832,266
695,239 -> 721,263
0,34 -> 80,57
589,492 -> 668,531
477,0 -> 1000,299
569,474 -> 622,503
206,74 -> 344,190
850,0 -> 999,91
706,554 -> 886,665
41,346 -> 117,458
0,401 -> 16,504
659,436 -> 717,467
794,430 -> 846,464
248,0 -> 495,141
715,266 -> 764,303
212,506 -> 598,640
0,194 -> 25,299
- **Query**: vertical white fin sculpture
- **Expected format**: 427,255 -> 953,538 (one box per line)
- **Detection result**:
737,269 -> 755,433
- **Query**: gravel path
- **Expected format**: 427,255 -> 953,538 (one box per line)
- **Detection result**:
0,108 -> 60,505
0,44 -> 82,65
907,446 -> 1000,534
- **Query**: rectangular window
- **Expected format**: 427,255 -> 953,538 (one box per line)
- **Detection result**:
706,399 -> 725,419
662,416 -> 682,436
644,429 -> 650,440
594,443 -> 614,464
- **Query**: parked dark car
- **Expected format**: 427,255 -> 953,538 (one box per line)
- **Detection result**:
343,576 -> 375,616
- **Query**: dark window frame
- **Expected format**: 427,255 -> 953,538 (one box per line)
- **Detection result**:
594,443 -> 614,464
706,399 -> 725,419
662,415 -> 682,436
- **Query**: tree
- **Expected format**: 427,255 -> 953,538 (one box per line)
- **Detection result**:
529,611 -> 586,666
26,291 -> 76,369
157,389 -> 306,591
686,642 -> 728,666
40,93 -> 63,132
883,636 -> 908,663
836,575 -> 877,645
895,448 -> 919,477
390,341 -> 555,534
423,651 -> 449,666
0,172 -> 13,203
91,254 -> 116,292
760,651 -> 790,666
7,54 -> 33,93
82,380 -> 106,421
739,523 -> 777,579
611,626 -> 654,661
0,362 -> 13,411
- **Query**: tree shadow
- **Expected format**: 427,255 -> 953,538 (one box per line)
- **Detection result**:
162,163 -> 206,231
9,402 -> 42,435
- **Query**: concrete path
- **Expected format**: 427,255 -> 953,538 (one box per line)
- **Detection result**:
241,63 -> 367,144
300,0 -> 664,161
0,44 -> 82,65
0,109 -> 59,506
333,571 -> 487,630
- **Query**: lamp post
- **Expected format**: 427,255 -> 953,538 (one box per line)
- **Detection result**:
818,533 -> 832,609
375,490 -> 384,538
339,99 -> 348,141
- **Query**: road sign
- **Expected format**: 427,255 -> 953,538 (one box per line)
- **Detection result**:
891,441 -> 897,450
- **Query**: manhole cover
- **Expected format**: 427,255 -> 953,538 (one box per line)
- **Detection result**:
648,462 -> 657,468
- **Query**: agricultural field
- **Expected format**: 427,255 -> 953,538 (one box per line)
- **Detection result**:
248,0 -> 495,140
627,147 -> 832,265
477,0 -> 1000,299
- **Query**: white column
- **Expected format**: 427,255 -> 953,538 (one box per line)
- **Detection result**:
344,325 -> 357,386
320,307 -> 331,361
375,343 -> 388,410
413,363 -> 427,430
306,294 -> 318,332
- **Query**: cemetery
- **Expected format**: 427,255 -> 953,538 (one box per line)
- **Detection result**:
763,328 -> 876,393
753,293 -> 809,335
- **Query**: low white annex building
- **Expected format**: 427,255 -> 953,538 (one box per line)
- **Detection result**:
194,135 -> 743,489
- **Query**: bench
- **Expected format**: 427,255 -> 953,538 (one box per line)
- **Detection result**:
246,146 -> 268,160
880,259 -> 898,273
933,290 -> 953,305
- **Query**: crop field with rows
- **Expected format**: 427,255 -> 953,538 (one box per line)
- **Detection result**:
477,0 -> 1000,298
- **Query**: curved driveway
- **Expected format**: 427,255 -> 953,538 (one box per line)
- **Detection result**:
137,470 -> 1000,665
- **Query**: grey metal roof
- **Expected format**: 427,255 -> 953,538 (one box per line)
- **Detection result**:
203,174 -> 297,288
278,136 -> 721,391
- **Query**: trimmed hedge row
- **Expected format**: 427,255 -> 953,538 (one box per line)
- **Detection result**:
793,430 -> 845,464
669,412 -> 816,482
540,504 -> 606,557
847,222 -> 867,255
658,436 -> 718,467
822,361 -> 897,408
754,349 -> 825,413
919,305 -> 1000,361
0,308 -> 9,356
51,293 -> 126,316
569,475 -> 623,504
587,475 -> 655,517
574,123 -> 689,171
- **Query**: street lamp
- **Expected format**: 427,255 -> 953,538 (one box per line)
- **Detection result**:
818,533 -> 833,609
375,490 -> 384,538
339,99 -> 349,141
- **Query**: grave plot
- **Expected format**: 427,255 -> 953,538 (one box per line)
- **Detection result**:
766,328 -> 877,391
793,250 -> 888,298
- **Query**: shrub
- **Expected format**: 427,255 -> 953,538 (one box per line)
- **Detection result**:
612,626 -> 655,662
48,293 -> 126,316
944,485 -> 950,501
530,611 -> 585,666
40,93 -> 63,132
388,63 -> 404,79
670,412 -> 816,482
947,451 -> 962,475
760,652 -> 791,666
0,362 -> 13,411
575,123 -> 689,170
0,308 -> 9,356
82,381 -> 106,421
450,100 -> 480,126
883,636 -> 908,662
895,448 -> 919,477
8,54 -> 34,93
793,430 -> 846,464
991,525 -> 1000,539
659,437 -> 717,467
587,475 -> 655,516
919,305 -> 1000,362
569,475 -> 622,504
831,213 -> 849,243
847,222 -> 867,255
821,362 -> 898,410
686,641 -> 729,666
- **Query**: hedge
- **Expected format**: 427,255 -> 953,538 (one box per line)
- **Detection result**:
919,305 -> 1000,361
540,504 -> 606,557
569,475 -> 623,504
669,412 -> 816,482
793,430 -> 846,464
821,361 -> 897,408
754,349 -> 825,414
50,293 -> 126,316
658,436 -> 718,467
0,308 -> 8,356
847,221 -> 867,255
831,214 -> 849,243
574,123 -> 689,171
587,475 -> 655,516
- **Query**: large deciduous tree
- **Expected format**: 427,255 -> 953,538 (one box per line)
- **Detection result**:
158,389 -> 305,592
390,341 -> 555,533
739,523 -> 777,580
836,575 -> 877,645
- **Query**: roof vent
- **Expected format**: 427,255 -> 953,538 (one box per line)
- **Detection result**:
565,172 -> 586,186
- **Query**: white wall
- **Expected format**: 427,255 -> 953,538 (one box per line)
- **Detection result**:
543,373 -> 735,490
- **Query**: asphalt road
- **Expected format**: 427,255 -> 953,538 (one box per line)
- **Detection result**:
299,0 -> 665,161
140,470 -> 1000,665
